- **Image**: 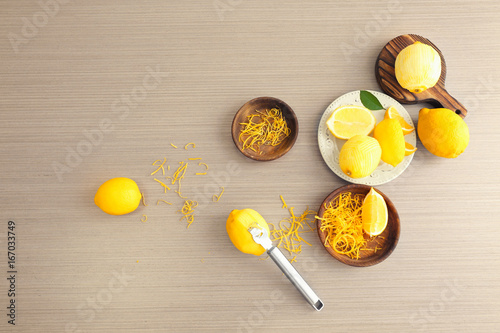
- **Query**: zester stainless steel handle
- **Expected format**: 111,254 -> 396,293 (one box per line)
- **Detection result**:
268,246 -> 324,311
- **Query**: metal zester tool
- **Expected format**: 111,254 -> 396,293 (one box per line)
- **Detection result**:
248,227 -> 324,311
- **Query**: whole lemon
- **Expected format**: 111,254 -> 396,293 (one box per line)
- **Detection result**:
417,108 -> 469,158
339,135 -> 382,178
226,209 -> 270,256
94,177 -> 141,215
373,119 -> 406,167
395,41 -> 441,94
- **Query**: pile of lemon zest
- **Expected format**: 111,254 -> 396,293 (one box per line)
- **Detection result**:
280,195 -> 287,209
316,192 -> 369,260
195,172 -> 207,176
212,187 -> 224,202
156,199 -> 172,205
141,193 -> 148,206
269,206 -> 317,260
170,143 -> 178,148
238,107 -> 291,152
185,142 -> 196,150
179,200 -> 198,228
199,162 -> 209,170
188,157 -> 202,160
154,178 -> 170,193
151,157 -> 166,176
141,215 -> 148,223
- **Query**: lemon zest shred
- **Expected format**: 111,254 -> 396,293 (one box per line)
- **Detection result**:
185,142 -> 196,150
141,215 -> 148,223
212,187 -> 224,202
154,178 -> 170,193
151,157 -> 166,176
195,172 -> 207,176
167,165 -> 170,171
269,205 -> 316,260
168,161 -> 188,185
170,143 -> 178,148
179,200 -> 198,228
199,162 -> 209,170
156,199 -> 172,205
316,192 -> 369,260
141,193 -> 148,206
188,158 -> 202,160
280,195 -> 287,209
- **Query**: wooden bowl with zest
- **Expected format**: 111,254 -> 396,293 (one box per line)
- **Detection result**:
231,97 -> 298,161
316,184 -> 400,267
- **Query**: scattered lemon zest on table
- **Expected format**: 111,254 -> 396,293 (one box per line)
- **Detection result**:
269,201 -> 316,260
141,192 -> 148,206
188,157 -> 202,160
156,199 -> 172,206
185,142 -> 196,150
280,195 -> 287,209
170,143 -> 178,148
141,215 -> 148,223
239,107 -> 291,152
213,187 -> 224,202
199,162 -> 209,170
179,200 -> 198,228
316,192 -> 367,260
151,157 -> 166,176
195,172 -> 207,176
154,178 -> 170,193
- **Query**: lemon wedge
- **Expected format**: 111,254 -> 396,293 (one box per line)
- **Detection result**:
362,187 -> 388,236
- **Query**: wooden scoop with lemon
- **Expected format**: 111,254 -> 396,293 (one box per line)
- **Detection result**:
226,209 -> 324,311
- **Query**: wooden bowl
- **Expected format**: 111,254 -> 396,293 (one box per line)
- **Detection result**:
375,34 -> 467,118
316,184 -> 400,267
231,97 -> 298,161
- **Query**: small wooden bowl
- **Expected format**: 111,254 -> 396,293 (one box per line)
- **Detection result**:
231,97 -> 298,161
316,184 -> 400,267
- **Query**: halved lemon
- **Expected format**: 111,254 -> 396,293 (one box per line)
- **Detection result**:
384,106 -> 414,135
405,141 -> 417,156
326,105 -> 376,140
362,187 -> 388,237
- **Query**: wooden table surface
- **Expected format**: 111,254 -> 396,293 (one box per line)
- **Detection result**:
1,1 -> 500,332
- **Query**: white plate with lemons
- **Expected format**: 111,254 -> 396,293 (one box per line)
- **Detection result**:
318,90 -> 417,185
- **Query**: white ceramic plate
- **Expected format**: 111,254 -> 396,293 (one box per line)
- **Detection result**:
318,90 -> 417,185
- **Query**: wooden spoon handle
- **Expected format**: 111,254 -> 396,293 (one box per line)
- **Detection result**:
426,85 -> 467,118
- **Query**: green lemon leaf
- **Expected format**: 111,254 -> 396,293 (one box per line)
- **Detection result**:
360,90 -> 384,110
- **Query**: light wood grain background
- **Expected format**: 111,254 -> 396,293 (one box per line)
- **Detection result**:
1,1 -> 500,332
